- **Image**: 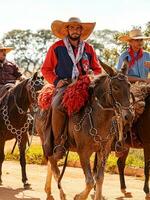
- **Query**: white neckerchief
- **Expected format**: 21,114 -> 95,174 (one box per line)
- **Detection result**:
63,37 -> 85,80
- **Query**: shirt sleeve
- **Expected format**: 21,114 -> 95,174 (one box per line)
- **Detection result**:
116,54 -> 124,70
89,45 -> 102,75
9,62 -> 22,78
41,45 -> 58,84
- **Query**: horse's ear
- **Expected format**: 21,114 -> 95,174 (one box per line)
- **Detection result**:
32,72 -> 38,80
41,76 -> 44,81
120,59 -> 128,75
99,59 -> 116,77
88,84 -> 95,96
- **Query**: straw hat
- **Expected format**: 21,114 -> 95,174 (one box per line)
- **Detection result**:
51,17 -> 96,40
0,43 -> 13,53
118,29 -> 150,43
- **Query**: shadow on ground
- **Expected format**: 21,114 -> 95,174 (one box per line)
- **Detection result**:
0,187 -> 40,200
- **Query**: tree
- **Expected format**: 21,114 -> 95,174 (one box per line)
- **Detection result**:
2,29 -> 56,75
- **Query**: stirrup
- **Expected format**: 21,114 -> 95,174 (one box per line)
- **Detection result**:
53,144 -> 66,154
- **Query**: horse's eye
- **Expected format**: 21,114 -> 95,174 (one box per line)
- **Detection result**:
113,86 -> 119,91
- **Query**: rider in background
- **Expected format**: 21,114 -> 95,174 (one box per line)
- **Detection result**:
116,28 -> 150,83
0,44 -> 23,96
41,17 -> 102,160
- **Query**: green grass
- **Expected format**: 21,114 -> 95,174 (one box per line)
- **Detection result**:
6,144 -> 44,165
5,144 -> 144,170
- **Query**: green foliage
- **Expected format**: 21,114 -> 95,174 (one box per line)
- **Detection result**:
6,145 -> 44,165
126,149 -> 144,168
6,145 -> 144,171
2,29 -> 56,75
1,22 -> 150,73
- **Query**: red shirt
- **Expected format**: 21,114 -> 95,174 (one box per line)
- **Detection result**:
41,40 -> 101,85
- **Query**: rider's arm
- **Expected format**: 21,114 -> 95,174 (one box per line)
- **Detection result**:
87,44 -> 102,75
128,76 -> 150,84
41,46 -> 58,85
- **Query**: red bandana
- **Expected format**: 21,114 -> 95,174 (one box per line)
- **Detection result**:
128,47 -> 143,68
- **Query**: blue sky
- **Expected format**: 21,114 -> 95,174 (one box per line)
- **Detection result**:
0,0 -> 150,36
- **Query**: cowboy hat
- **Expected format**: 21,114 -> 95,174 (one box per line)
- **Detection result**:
51,17 -> 96,40
0,43 -> 13,53
118,29 -> 150,43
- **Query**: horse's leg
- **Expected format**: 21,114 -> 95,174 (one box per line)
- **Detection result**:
117,148 -> 132,196
0,141 -> 5,185
143,145 -> 150,199
45,157 -> 66,200
74,152 -> 94,200
45,160 -> 55,200
93,152 -> 106,200
19,134 -> 31,189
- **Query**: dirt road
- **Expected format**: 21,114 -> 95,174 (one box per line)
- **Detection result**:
0,160 -> 146,200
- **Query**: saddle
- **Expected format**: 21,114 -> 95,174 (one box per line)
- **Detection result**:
0,83 -> 15,104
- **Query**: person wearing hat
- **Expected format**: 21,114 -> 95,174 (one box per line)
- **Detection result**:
116,28 -> 150,83
41,17 -> 102,160
0,44 -> 22,96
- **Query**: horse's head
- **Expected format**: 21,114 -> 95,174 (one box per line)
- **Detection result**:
98,60 -> 133,119
26,72 -> 44,111
92,60 -> 134,144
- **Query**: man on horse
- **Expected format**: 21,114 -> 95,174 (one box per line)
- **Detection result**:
116,29 -> 150,146
0,43 -> 23,97
41,17 -> 102,160
116,28 -> 150,83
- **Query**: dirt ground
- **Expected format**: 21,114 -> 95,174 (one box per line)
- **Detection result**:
0,160 -> 146,200
0,137 -> 146,200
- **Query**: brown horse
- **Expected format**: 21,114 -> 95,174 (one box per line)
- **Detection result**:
0,72 -> 44,189
36,63 -> 134,200
117,94 -> 150,199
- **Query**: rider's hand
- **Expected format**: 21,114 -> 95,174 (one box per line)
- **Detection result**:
56,79 -> 68,88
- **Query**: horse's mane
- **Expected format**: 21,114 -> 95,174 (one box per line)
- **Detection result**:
92,74 -> 108,84
145,95 -> 150,107
9,79 -> 29,98
88,74 -> 108,97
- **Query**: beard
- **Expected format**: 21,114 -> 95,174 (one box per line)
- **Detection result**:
68,34 -> 81,41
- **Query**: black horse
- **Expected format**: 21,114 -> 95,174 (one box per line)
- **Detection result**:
117,95 -> 150,199
0,72 -> 44,189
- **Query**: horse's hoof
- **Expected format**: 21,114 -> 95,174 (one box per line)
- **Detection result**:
74,194 -> 85,200
60,191 -> 66,200
121,189 -> 132,198
145,193 -> 150,199
24,183 -> 31,189
74,195 -> 79,200
46,194 -> 55,200
124,192 -> 132,198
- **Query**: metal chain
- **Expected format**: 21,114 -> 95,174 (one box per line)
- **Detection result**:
74,106 -> 116,144
1,105 -> 32,146
13,94 -> 27,115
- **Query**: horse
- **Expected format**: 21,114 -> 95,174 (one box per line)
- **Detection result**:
116,94 -> 150,199
0,72 -> 44,189
35,62 -> 134,200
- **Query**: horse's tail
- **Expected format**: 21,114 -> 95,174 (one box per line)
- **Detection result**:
93,152 -> 98,174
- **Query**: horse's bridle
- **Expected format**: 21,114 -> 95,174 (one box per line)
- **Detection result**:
74,73 -> 134,159
26,77 -> 44,113
94,73 -> 134,152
